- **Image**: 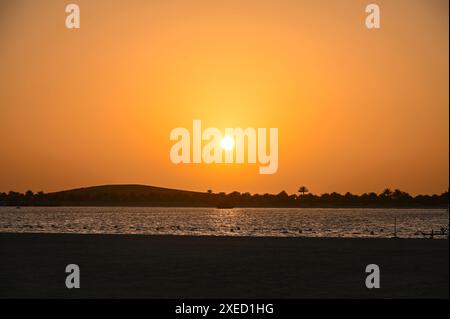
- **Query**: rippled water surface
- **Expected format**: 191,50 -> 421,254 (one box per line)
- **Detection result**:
0,207 -> 448,238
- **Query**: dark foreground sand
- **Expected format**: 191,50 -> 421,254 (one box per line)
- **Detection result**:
0,233 -> 448,298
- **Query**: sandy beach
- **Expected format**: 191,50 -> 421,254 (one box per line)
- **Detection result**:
0,233 -> 448,298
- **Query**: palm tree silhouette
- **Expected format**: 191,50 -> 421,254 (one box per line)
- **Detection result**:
298,186 -> 309,196
381,188 -> 392,198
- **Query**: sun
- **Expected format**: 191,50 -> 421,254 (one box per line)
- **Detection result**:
220,136 -> 235,151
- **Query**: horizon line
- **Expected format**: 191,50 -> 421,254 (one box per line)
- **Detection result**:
1,183 -> 448,197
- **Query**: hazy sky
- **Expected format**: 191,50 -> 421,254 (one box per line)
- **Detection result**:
0,0 -> 448,195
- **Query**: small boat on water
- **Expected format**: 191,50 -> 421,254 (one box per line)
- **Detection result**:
216,203 -> 234,209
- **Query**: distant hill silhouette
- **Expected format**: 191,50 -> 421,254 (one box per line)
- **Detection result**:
0,184 -> 448,208
52,184 -> 203,197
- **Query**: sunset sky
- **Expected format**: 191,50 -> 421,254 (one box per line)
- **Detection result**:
0,0 -> 448,195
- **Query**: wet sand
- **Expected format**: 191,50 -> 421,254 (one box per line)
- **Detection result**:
0,233 -> 448,298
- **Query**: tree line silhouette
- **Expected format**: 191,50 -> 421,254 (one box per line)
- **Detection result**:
0,185 -> 448,208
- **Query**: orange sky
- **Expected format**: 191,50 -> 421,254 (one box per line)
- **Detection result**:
0,0 -> 448,195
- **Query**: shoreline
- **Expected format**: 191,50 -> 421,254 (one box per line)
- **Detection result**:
0,231 -> 448,240
0,233 -> 448,298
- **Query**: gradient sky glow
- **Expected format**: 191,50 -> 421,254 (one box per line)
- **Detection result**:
0,0 -> 448,195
